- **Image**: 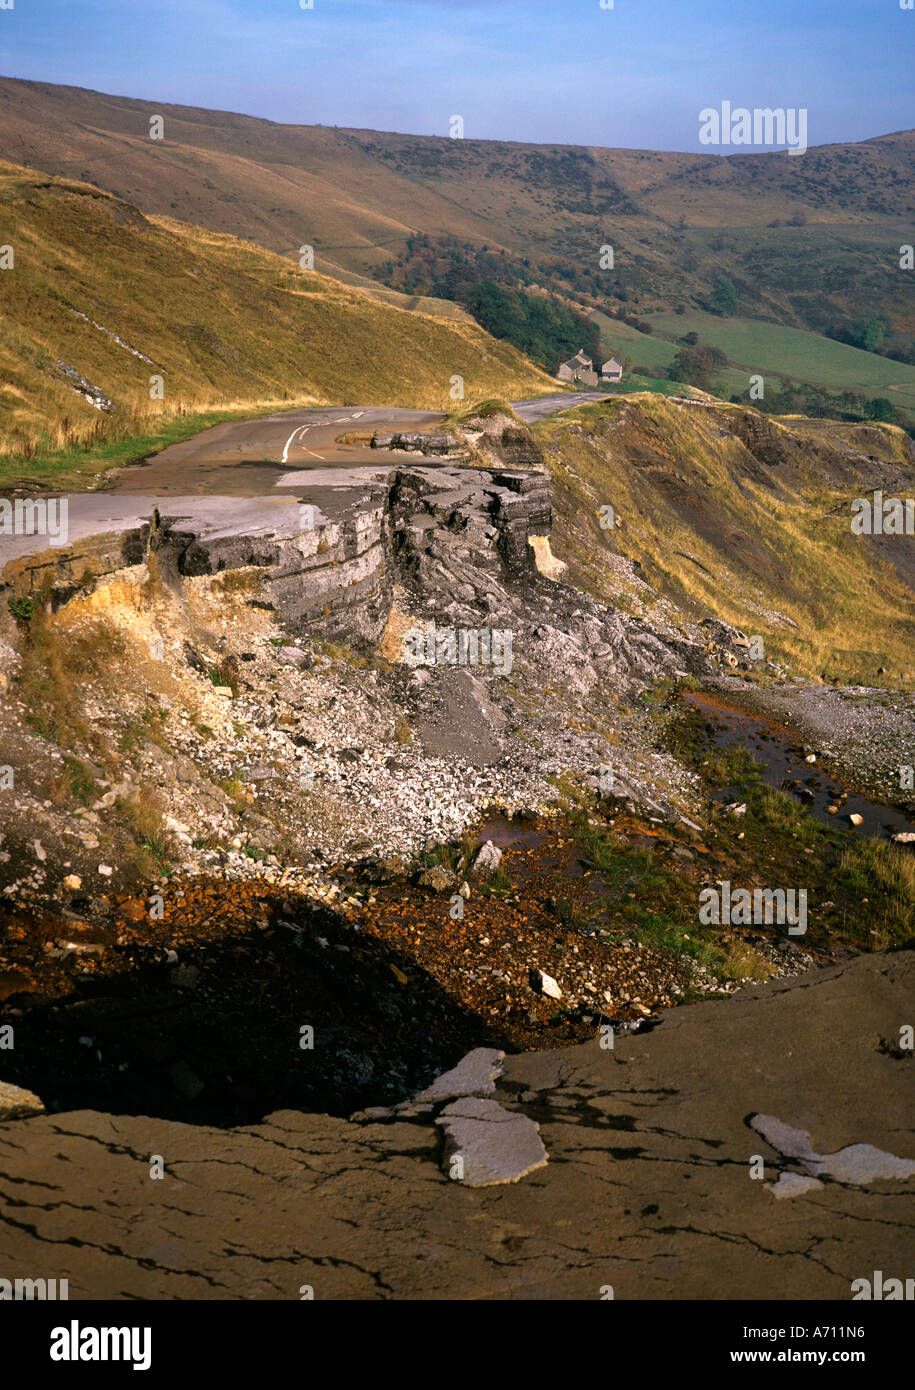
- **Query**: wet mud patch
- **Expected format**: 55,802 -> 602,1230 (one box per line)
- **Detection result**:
683,691 -> 915,841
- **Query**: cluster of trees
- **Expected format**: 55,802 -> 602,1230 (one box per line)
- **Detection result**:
375,234 -> 601,370
828,315 -> 887,353
710,273 -> 738,316
668,343 -> 728,390
734,377 -> 908,429
376,233 -> 529,301
605,307 -> 654,334
464,281 -> 601,370
825,316 -> 915,366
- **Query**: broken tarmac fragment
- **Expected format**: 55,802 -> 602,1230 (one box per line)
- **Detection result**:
350,1046 -> 506,1120
413,1046 -> 505,1103
436,1096 -> 549,1188
752,1113 -> 915,1193
352,1046 -> 549,1188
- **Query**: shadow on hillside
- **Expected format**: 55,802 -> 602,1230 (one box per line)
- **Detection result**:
1,897 -> 506,1128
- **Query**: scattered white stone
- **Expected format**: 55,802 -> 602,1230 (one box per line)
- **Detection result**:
849,814 -> 864,828
33,840 -> 46,862
63,874 -> 82,891
530,968 -> 562,1000
892,832 -> 915,845
471,840 -> 503,877
98,864 -> 113,877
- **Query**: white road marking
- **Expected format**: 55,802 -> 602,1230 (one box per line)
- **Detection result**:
281,424 -> 308,463
352,411 -> 364,419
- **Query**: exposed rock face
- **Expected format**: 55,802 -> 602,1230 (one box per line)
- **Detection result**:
728,409 -> 794,468
166,483 -> 394,646
455,410 -> 549,473
0,464 -> 556,649
389,463 -> 551,592
0,443 -> 725,964
1,951 -> 910,1299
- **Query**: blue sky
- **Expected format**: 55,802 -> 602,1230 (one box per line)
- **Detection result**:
0,0 -> 911,150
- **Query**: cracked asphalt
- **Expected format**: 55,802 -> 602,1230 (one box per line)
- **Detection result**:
0,950 -> 911,1299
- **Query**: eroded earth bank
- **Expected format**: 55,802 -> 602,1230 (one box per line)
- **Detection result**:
1,400 -> 913,1298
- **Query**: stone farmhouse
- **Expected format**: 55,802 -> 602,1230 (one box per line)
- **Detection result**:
557,351 -> 598,386
557,350 -> 624,386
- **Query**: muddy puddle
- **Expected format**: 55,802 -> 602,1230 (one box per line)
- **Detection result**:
683,691 -> 915,841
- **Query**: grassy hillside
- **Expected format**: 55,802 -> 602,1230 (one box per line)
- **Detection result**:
535,393 -> 915,685
644,311 -> 915,412
589,311 -> 679,375
0,76 -> 911,351
0,161 -> 552,481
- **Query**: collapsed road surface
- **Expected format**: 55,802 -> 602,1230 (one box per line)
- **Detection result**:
103,392 -> 606,497
0,950 -> 912,1299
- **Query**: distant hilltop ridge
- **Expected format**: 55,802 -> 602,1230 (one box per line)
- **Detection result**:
0,74 -> 912,348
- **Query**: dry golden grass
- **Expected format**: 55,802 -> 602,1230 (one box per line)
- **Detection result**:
718,938 -> 778,983
539,394 -> 915,684
0,161 -> 551,479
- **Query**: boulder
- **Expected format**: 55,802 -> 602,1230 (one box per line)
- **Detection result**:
470,840 -> 503,878
417,865 -> 456,893
0,1080 -> 45,1121
530,968 -> 562,1001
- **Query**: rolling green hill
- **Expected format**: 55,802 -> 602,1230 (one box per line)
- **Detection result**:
644,310 -> 915,412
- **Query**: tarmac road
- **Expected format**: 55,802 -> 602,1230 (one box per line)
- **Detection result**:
0,392 -> 611,569
108,392 -> 608,496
